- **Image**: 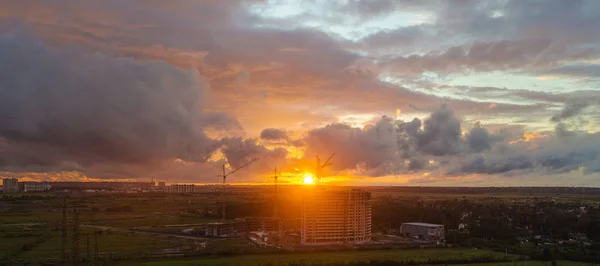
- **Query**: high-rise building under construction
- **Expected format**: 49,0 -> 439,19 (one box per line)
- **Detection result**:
301,188 -> 371,245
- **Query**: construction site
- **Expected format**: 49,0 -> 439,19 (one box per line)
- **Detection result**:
192,153 -> 374,248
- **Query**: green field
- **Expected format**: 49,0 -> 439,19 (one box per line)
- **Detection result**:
449,262 -> 588,266
2,189 -> 599,266
131,248 -> 520,266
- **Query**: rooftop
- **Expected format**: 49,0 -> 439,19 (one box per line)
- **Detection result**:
401,222 -> 444,227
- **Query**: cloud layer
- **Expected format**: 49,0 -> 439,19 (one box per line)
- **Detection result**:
0,0 -> 599,185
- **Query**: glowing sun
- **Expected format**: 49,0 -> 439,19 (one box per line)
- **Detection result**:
303,173 -> 314,184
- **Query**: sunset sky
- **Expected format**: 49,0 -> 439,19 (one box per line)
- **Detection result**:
1,0 -> 599,186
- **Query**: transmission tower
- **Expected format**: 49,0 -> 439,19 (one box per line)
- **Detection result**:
61,197 -> 69,264
94,230 -> 99,264
87,233 -> 91,266
72,207 -> 80,266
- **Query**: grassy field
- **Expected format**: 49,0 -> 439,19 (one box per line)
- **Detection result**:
1,190 -> 598,265
16,231 -> 180,259
449,261 -> 588,266
131,248 -> 520,266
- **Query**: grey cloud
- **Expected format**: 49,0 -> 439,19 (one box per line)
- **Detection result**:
381,39 -> 586,76
397,118 -> 422,137
551,98 -> 591,122
546,64 -> 600,79
449,130 -> 600,176
260,128 -> 288,141
555,123 -> 576,138
303,105 -> 464,174
202,112 -> 244,132
535,133 -> 600,173
466,122 -> 491,152
301,103 -> 600,179
220,137 -> 287,170
0,31 -> 229,175
417,104 -> 463,156
453,154 -> 534,175
303,117 -> 399,172
408,158 -> 427,171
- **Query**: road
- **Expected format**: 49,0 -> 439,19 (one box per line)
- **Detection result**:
81,224 -> 210,240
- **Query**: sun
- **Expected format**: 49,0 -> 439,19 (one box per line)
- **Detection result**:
303,173 -> 314,185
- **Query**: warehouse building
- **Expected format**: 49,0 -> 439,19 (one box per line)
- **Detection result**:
400,222 -> 445,240
301,188 -> 372,245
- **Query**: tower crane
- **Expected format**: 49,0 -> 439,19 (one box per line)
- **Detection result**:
217,157 -> 259,220
271,166 -> 279,219
269,166 -> 295,218
315,153 -> 335,185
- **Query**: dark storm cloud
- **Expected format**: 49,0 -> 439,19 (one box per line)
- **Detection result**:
417,104 -> 463,156
202,112 -> 244,131
466,122 -> 491,152
447,129 -> 600,176
220,137 -> 287,171
0,31 -> 236,174
408,158 -> 427,171
452,155 -> 534,175
260,128 -> 288,141
303,105 -> 463,174
397,118 -> 421,137
303,116 -> 399,172
551,98 -> 591,122
302,104 -> 600,178
534,132 -> 600,174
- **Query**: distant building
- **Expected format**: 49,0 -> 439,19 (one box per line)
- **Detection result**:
203,217 -> 283,237
301,188 -> 372,245
158,182 -> 166,189
19,182 -> 51,192
2,178 -> 19,193
166,184 -> 195,194
49,181 -> 154,191
238,217 -> 281,232
205,222 -> 237,237
400,222 -> 445,240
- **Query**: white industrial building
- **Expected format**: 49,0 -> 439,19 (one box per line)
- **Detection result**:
2,178 -> 19,193
400,222 -> 445,240
19,182 -> 51,192
301,188 -> 372,245
165,184 -> 195,194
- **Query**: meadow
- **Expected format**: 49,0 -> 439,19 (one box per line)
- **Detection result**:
1,187 -> 598,265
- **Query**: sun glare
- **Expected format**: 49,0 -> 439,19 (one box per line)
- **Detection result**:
303,173 -> 314,184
